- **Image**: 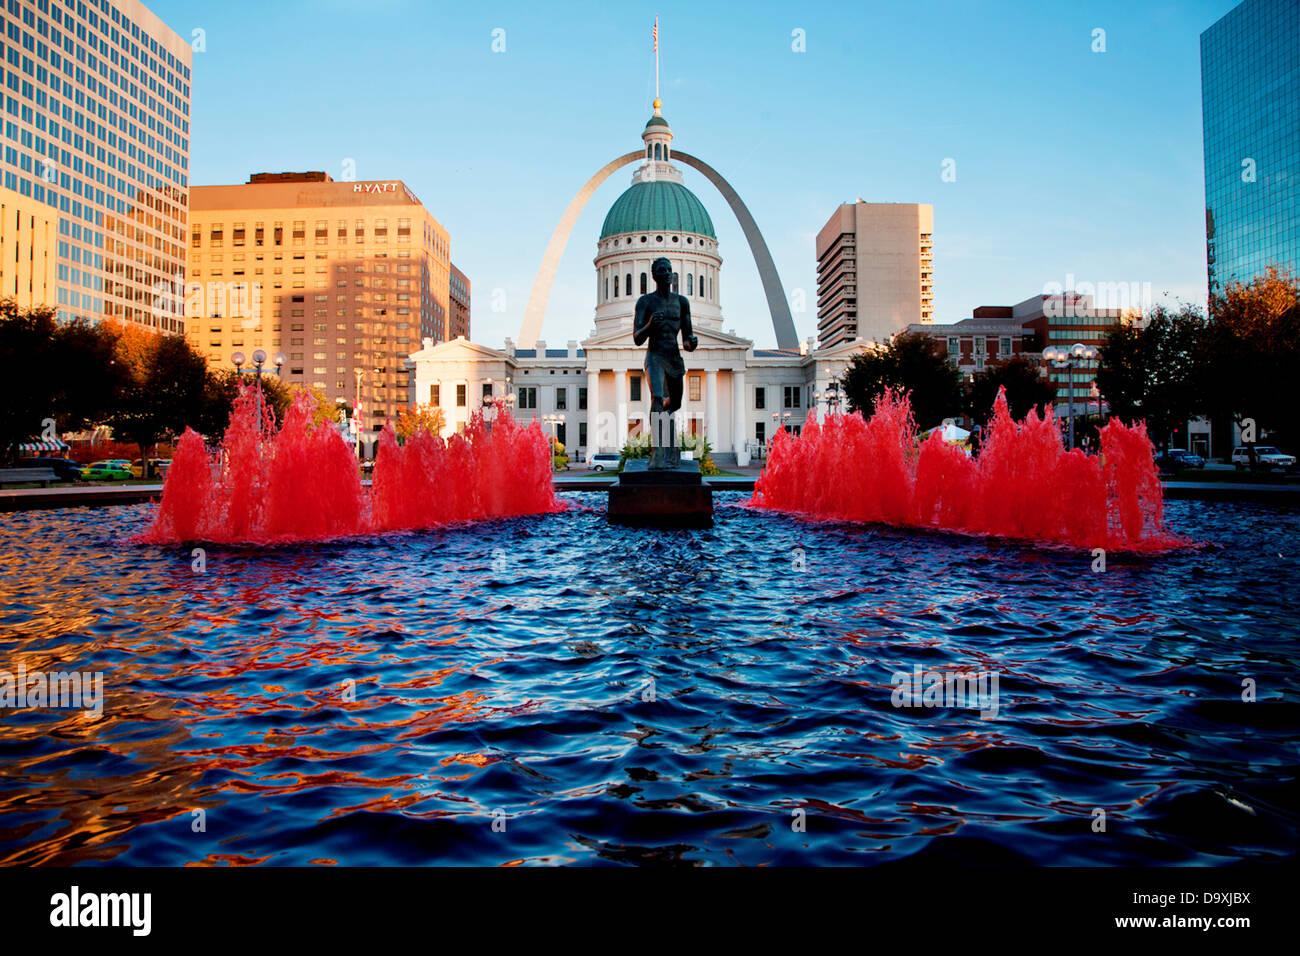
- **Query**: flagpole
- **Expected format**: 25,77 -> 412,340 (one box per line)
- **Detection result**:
654,15 -> 660,101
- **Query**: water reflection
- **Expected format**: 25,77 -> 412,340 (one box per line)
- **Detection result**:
0,496 -> 1297,865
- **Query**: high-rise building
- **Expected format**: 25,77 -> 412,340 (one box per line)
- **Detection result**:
0,0 -> 192,331
186,171 -> 452,432
815,200 -> 933,349
0,185 -> 57,308
1201,0 -> 1300,296
449,262 -> 470,340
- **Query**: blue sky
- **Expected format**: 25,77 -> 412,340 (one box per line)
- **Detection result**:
150,0 -> 1238,348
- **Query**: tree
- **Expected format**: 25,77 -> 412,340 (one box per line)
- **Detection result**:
1095,303 -> 1210,449
965,354 -> 1057,425
108,333 -> 209,476
192,368 -> 291,441
0,300 -> 128,462
396,403 -> 447,440
1202,267 -> 1300,458
842,331 -> 964,429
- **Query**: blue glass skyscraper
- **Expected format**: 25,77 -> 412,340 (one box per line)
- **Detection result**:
1201,0 -> 1300,297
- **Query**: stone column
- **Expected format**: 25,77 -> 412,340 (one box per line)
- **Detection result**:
705,369 -> 718,452
614,368 -> 627,450
586,368 -> 600,453
732,369 -> 748,466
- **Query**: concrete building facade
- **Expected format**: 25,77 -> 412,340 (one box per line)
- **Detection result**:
0,0 -> 192,332
186,171 -> 452,432
816,201 -> 934,348
0,184 -> 57,308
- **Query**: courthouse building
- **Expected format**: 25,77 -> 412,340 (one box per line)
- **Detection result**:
407,102 -> 869,465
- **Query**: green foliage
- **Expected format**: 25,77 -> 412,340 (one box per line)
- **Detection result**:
1096,303 -> 1209,448
0,300 -> 129,462
842,332 -> 964,430
108,333 -> 210,471
618,430 -> 716,473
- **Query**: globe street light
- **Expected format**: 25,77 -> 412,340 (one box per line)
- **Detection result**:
1043,342 -> 1097,451
231,349 -> 285,437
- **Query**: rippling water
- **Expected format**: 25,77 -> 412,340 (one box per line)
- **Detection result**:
1,494 -> 1297,866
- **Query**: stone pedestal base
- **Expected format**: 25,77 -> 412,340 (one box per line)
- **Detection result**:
607,459 -> 714,529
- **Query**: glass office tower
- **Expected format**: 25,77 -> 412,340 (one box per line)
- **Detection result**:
1201,0 -> 1300,298
1,0 -> 191,331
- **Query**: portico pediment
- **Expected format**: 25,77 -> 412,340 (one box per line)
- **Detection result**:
581,324 -> 753,354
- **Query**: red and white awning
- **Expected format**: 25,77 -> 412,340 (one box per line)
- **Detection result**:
15,440 -> 70,453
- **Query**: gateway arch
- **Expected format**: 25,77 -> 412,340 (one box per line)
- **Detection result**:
517,151 -> 799,350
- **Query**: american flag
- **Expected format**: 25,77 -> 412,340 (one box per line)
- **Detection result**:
653,16 -> 658,51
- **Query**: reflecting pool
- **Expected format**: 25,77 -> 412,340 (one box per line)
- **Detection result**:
0,495 -> 1296,865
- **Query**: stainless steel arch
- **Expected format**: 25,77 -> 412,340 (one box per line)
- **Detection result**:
517,152 -> 798,350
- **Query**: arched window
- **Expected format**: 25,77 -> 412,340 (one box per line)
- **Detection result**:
686,274 -> 693,295
613,274 -> 619,297
625,273 -> 632,296
708,276 -> 713,299
640,272 -> 647,294
671,272 -> 679,294
646,145 -> 652,160
604,277 -> 608,300
698,274 -> 704,298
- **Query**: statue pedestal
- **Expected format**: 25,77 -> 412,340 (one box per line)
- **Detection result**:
607,459 -> 714,529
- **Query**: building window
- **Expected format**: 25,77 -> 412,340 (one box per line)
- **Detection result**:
755,386 -> 766,410
579,422 -> 587,448
578,387 -> 588,410
613,275 -> 619,298
756,422 -> 766,444
556,387 -> 567,410
456,384 -> 467,407
640,272 -> 647,294
629,375 -> 641,402
518,387 -> 538,409
556,423 -> 567,446
783,386 -> 801,409
1000,336 -> 1013,356
974,336 -> 986,355
482,381 -> 494,399
625,273 -> 632,296
686,274 -> 693,295
948,337 -> 959,356
689,375 -> 702,402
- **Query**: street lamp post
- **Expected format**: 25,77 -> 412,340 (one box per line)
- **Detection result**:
1042,342 -> 1098,451
354,367 -> 365,458
231,349 -> 285,437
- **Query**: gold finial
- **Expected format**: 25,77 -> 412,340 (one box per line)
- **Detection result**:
653,97 -> 662,112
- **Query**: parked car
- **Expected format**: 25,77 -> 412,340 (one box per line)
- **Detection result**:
131,458 -> 172,479
1156,448 -> 1205,470
587,452 -> 620,472
79,460 -> 134,481
1231,445 -> 1297,471
15,456 -> 84,482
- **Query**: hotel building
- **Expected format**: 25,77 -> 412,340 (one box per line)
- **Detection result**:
186,171 -> 453,432
1201,0 -> 1299,296
816,200 -> 934,348
449,262 -> 469,340
0,0 -> 192,330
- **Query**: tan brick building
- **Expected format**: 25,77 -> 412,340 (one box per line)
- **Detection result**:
186,172 -> 452,431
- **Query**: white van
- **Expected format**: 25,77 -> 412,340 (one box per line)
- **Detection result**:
587,453 -> 621,472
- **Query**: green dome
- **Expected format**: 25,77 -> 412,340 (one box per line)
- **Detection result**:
600,180 -> 716,239
645,115 -> 671,129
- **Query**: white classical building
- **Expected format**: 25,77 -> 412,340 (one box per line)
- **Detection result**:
407,101 -> 869,466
